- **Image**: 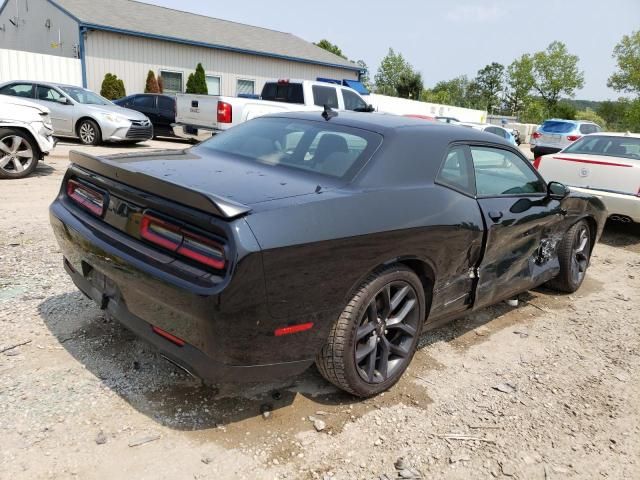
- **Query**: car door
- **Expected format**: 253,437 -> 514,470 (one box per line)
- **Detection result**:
131,95 -> 157,124
156,96 -> 176,135
471,145 -> 565,309
35,84 -> 73,134
0,82 -> 35,100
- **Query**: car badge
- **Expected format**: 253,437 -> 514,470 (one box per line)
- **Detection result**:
579,167 -> 589,177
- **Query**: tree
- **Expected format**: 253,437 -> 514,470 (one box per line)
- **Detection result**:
532,41 -> 584,113
157,75 -> 164,93
357,59 -> 372,91
575,109 -> 606,128
144,70 -> 159,93
186,63 -> 208,94
551,101 -> 577,120
374,48 -> 415,96
474,62 -> 505,113
100,73 -> 126,100
597,100 -> 628,129
314,39 -> 347,59
504,54 -> 535,114
608,31 -> 640,95
396,71 -> 423,99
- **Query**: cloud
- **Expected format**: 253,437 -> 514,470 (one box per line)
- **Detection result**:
446,3 -> 507,23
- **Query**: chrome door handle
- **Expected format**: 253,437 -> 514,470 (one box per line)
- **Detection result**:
488,211 -> 503,222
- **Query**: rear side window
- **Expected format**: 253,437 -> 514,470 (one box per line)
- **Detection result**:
158,96 -> 175,111
200,117 -> 382,179
564,135 -> 640,160
436,146 -> 475,195
471,147 -> 545,196
342,89 -> 367,111
540,120 -> 575,133
133,95 -> 155,108
312,86 -> 339,109
579,123 -> 599,134
0,83 -> 34,98
261,83 -> 304,104
485,126 -> 508,139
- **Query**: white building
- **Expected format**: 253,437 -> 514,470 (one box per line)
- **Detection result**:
0,0 -> 361,96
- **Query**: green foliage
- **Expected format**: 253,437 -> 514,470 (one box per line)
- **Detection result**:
396,71 -> 423,99
608,30 -> 640,95
550,101 -> 577,120
519,99 -> 546,124
315,39 -> 347,59
532,41 -> 585,112
186,63 -> 208,94
374,48 -> 415,96
144,70 -> 159,94
575,109 -> 606,128
421,75 -> 481,109
625,99 -> 640,132
505,54 -> 535,114
474,62 -> 505,113
356,59 -> 372,91
100,73 -> 126,100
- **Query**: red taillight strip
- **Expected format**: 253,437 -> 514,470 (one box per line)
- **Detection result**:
152,326 -> 186,346
66,179 -> 106,216
274,322 -> 314,337
140,214 -> 182,252
552,156 -> 633,168
532,157 -> 542,169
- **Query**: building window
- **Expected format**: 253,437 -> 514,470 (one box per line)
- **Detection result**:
206,75 -> 221,95
237,79 -> 255,96
160,71 -> 183,93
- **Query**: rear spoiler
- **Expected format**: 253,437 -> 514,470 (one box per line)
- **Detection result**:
69,150 -> 252,219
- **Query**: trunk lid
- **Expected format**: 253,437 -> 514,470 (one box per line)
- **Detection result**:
538,152 -> 640,196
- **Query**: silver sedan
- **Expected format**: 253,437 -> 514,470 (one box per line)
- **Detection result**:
0,81 -> 153,145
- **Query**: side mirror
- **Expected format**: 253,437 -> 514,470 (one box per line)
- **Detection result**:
548,181 -> 569,200
57,97 -> 70,105
367,104 -> 375,112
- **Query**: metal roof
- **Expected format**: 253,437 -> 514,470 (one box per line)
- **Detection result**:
47,0 -> 360,71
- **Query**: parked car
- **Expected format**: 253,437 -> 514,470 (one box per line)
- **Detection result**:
0,94 -> 56,179
114,93 -> 176,138
536,132 -> 640,223
0,81 -> 153,145
530,119 -> 601,158
172,79 -> 374,141
459,122 -> 517,146
50,111 -> 606,397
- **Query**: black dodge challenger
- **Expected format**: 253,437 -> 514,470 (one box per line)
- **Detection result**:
50,111 -> 606,397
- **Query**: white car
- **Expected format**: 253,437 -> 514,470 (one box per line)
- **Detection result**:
458,122 -> 518,146
536,132 -> 640,223
0,94 -> 56,179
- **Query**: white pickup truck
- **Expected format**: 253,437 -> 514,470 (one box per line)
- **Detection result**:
172,80 -> 374,141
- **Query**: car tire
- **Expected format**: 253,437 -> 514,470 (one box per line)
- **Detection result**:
316,265 -> 425,397
546,220 -> 592,293
0,128 -> 40,180
77,119 -> 102,146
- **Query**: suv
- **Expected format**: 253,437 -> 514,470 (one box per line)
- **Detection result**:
530,119 -> 601,157
114,94 -> 176,138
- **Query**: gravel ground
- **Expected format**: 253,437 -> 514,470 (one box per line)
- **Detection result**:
1,140 -> 638,479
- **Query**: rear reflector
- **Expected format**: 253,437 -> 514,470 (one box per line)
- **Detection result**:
274,322 -> 314,337
66,179 -> 106,216
217,101 -> 232,123
140,213 -> 225,269
152,326 -> 186,346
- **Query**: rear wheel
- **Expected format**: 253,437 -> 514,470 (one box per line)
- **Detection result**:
316,265 -> 425,397
547,220 -> 591,293
0,128 -> 39,179
77,119 -> 102,146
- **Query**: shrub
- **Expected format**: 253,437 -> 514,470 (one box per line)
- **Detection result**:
186,63 -> 208,94
575,109 -> 607,129
144,70 -> 159,93
100,73 -> 126,100
157,75 -> 164,94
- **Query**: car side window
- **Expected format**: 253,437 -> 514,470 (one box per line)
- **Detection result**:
471,146 -> 545,196
0,83 -> 34,98
133,95 -> 155,108
312,86 -> 339,109
158,96 -> 174,111
36,86 -> 63,102
342,89 -> 367,111
436,146 -> 475,195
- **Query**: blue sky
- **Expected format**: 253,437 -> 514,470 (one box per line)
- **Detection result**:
144,0 -> 639,101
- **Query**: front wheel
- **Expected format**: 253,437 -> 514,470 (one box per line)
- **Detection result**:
547,220 -> 592,293
316,265 -> 425,397
0,128 -> 39,179
77,119 -> 102,146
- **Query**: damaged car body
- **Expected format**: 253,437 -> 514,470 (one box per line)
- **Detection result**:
49,112 -> 607,397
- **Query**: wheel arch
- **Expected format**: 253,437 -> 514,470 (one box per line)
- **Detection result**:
75,116 -> 101,136
0,126 -> 42,158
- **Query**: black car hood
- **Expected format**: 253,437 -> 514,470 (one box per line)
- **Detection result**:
97,147 -> 336,207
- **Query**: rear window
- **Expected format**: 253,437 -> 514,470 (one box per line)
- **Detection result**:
261,83 -> 304,104
540,120 -> 575,133
200,117 -> 382,179
563,135 -> 640,160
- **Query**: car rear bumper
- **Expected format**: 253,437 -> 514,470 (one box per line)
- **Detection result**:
570,186 -> 640,223
49,200 -> 317,384
171,124 -> 216,142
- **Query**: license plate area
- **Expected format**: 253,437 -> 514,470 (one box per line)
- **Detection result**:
83,261 -> 119,299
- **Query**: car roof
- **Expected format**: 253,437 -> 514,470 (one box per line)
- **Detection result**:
264,111 -> 514,145
3,80 -> 86,89
542,118 -> 597,125
581,132 -> 640,139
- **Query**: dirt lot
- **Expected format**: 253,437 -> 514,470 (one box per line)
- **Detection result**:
1,140 -> 639,479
